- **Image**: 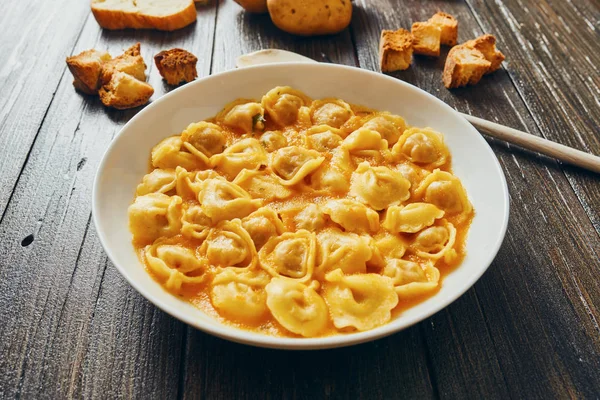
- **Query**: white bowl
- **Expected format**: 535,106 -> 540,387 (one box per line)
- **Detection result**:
93,63 -> 509,350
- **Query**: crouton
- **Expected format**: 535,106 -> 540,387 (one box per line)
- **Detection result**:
100,43 -> 147,86
464,34 -> 505,72
411,22 -> 442,57
66,49 -> 112,94
428,12 -> 458,46
443,46 -> 491,88
379,29 -> 414,72
154,48 -> 198,85
99,71 -> 154,109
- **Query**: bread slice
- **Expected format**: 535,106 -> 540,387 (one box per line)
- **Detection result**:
428,12 -> 458,46
66,49 -> 112,94
154,48 -> 198,85
91,0 -> 197,31
99,71 -> 154,109
100,43 -> 147,85
443,46 -> 491,88
411,22 -> 442,57
379,29 -> 414,72
464,34 -> 505,73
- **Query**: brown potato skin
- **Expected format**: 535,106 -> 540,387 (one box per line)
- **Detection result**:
234,0 -> 268,13
267,0 -> 352,36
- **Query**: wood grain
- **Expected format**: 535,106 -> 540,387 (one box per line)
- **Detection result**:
351,0 -> 600,397
464,0 -> 600,234
0,0 -> 599,398
0,3 -> 217,398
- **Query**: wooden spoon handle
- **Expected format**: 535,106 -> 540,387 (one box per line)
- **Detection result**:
461,113 -> 600,174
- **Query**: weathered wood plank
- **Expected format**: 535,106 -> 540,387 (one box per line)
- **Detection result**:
182,327 -> 434,400
0,0 -> 90,219
0,4 -> 217,398
179,2 -> 436,399
351,0 -> 600,398
463,0 -> 600,234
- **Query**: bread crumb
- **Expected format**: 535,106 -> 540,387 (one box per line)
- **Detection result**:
66,49 -> 112,94
379,29 -> 414,72
411,22 -> 442,57
99,71 -> 155,109
154,48 -> 198,85
428,12 -> 458,46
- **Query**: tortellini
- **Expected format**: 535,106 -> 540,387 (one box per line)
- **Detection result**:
415,169 -> 473,218
218,100 -> 265,133
242,207 -> 285,250
233,169 -> 292,201
384,260 -> 441,298
181,204 -> 211,240
136,169 -> 177,196
130,87 -> 474,339
361,113 -> 406,146
265,279 -> 328,337
315,229 -> 372,277
258,230 -> 316,282
181,122 -> 226,164
324,270 -> 398,331
145,241 -> 206,291
128,193 -> 182,243
410,221 -> 457,261
270,146 -> 325,185
260,130 -> 288,152
211,268 -> 271,322
321,199 -> 380,233
304,125 -> 345,151
311,98 -> 353,128
392,128 -> 449,167
262,86 -> 311,127
210,138 -> 268,179
349,162 -> 411,210
151,136 -> 205,170
200,219 -> 258,268
198,178 -> 262,223
382,203 -> 445,233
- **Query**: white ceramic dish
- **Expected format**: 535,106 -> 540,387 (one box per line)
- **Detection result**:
92,63 -> 509,350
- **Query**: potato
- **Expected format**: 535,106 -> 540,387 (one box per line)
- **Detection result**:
234,0 -> 268,13
267,0 -> 352,36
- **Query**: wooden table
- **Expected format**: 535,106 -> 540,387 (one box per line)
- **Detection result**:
1,0 -> 599,398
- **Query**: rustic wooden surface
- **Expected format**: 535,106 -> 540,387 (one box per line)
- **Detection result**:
0,0 -> 599,398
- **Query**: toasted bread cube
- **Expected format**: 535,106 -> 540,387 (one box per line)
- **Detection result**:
99,71 -> 154,109
443,46 -> 491,88
154,48 -> 198,85
464,34 -> 505,73
411,22 -> 442,57
100,43 -> 147,85
66,49 -> 112,94
379,29 -> 414,72
428,12 -> 458,46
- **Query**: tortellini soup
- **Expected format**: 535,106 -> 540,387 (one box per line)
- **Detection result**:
128,87 -> 474,338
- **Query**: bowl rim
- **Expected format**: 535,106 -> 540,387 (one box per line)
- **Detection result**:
92,62 -> 510,350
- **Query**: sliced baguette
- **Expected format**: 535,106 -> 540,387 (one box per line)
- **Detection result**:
91,0 -> 197,31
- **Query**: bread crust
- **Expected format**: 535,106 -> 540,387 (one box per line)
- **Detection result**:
154,48 -> 198,85
428,12 -> 458,46
100,43 -> 147,86
91,0 -> 197,31
379,29 -> 414,72
443,46 -> 491,89
66,49 -> 112,94
411,22 -> 441,57
464,34 -> 505,73
99,71 -> 154,109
